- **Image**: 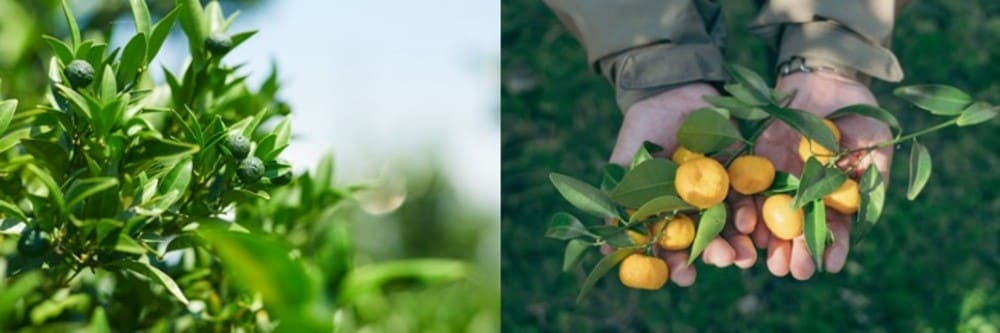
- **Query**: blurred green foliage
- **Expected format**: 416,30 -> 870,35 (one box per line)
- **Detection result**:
502,0 -> 999,331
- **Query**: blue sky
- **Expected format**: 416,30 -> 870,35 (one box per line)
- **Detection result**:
115,0 -> 500,211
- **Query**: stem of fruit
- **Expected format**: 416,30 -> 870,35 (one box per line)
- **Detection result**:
839,118 -> 958,156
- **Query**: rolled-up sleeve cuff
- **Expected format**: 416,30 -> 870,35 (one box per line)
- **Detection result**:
777,21 -> 903,82
598,42 -> 727,112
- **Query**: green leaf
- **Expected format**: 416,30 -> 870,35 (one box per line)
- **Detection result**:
26,164 -> 65,212
339,259 -> 470,303
828,104 -> 902,135
0,128 -> 30,154
0,272 -> 43,321
629,195 -> 693,223
129,0 -> 152,35
600,164 -> 626,192
956,102 -> 998,127
118,33 -> 147,85
893,85 -> 972,115
608,159 -> 678,208
147,8 -> 179,61
0,99 -> 17,135
763,105 -> 839,152
550,173 -> 618,219
545,212 -> 594,240
118,260 -> 190,305
21,138 -> 68,177
577,248 -> 632,304
792,157 -> 846,208
854,167 -> 885,241
130,136 -> 199,161
0,199 -> 28,222
677,108 -> 743,154
906,141 -> 932,200
725,64 -> 771,104
230,30 -> 259,49
56,84 -> 92,120
60,0 -> 81,48
178,0 -> 207,55
762,171 -> 800,195
160,158 -> 193,198
803,200 -> 828,271
100,65 -> 117,103
629,141 -> 662,170
42,36 -> 74,65
724,83 -> 768,106
563,239 -> 591,272
204,0 -> 225,32
260,116 -> 291,161
703,95 -> 768,120
688,204 -> 726,265
66,177 -> 119,208
114,235 -> 147,255
88,307 -> 111,333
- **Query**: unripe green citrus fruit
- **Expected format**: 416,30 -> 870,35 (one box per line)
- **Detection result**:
65,60 -> 94,88
224,133 -> 252,159
205,32 -> 233,55
237,156 -> 265,183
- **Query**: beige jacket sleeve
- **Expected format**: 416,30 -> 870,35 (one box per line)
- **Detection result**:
543,0 -> 728,112
751,0 -> 904,83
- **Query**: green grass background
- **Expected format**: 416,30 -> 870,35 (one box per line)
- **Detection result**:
501,0 -> 999,331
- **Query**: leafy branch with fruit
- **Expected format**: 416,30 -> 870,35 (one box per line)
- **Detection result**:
546,64 -> 997,302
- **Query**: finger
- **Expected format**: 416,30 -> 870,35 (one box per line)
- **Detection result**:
823,214 -> 852,273
751,197 -> 770,248
702,237 -> 736,268
789,236 -> 816,280
664,251 -> 697,287
732,195 -> 758,234
766,238 -> 791,277
727,234 -> 758,269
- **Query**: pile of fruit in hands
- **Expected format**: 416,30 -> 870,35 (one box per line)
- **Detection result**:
546,65 -> 997,302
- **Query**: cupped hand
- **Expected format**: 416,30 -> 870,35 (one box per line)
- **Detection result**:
607,83 -> 757,287
745,72 -> 893,280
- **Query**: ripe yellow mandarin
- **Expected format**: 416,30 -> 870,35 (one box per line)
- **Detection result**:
618,254 -> 669,290
651,215 -> 696,250
674,157 -> 730,209
727,155 -> 776,195
798,119 -> 842,164
824,178 -> 860,214
672,146 -> 704,164
627,230 -> 650,246
762,194 -> 804,240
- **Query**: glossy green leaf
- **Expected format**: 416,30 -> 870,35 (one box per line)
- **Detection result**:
600,164 -> 626,192
118,33 -> 147,85
894,85 -> 971,115
688,204 -> 726,265
160,158 -> 193,197
725,64 -> 771,104
60,0 -> 81,48
147,8 -> 179,61
0,99 -> 17,135
0,128 -> 30,154
550,173 -> 618,219
0,199 -> 28,222
178,0 -> 207,54
66,177 -> 118,208
130,136 -> 199,161
956,102 -> 998,127
677,108 -> 743,154
0,272 -> 43,321
629,195 -> 693,223
262,116 -> 291,161
545,212 -> 594,240
129,0 -> 152,35
703,95 -> 769,120
339,259 -> 470,303
793,157 -> 846,208
762,171 -> 800,195
100,65 -> 116,102
26,164 -> 65,211
114,235 -> 147,255
828,104 -> 902,135
88,307 -> 111,333
629,141 -> 662,170
42,36 -> 74,65
56,85 -> 91,120
563,239 -> 591,272
763,105 -> 839,152
724,83 -> 768,106
118,260 -> 189,305
803,200 -> 827,271
854,166 -> 885,241
906,141 -> 932,200
204,0 -> 224,32
230,30 -> 259,49
21,138 -> 69,177
577,248 -> 632,304
608,159 -> 678,208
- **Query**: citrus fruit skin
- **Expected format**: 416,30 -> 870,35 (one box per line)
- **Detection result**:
824,178 -> 860,214
627,230 -> 650,246
727,155 -> 776,195
674,157 -> 729,209
64,60 -> 94,88
237,156 -> 265,183
205,32 -> 233,55
618,254 -> 669,290
17,227 -> 51,257
798,119 -> 842,164
224,133 -> 252,159
651,215 -> 695,250
762,194 -> 804,240
671,146 -> 704,164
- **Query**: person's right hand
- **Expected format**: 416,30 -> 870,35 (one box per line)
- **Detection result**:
606,83 -> 757,287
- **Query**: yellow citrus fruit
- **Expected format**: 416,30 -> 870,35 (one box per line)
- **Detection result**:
627,230 -> 650,246
674,157 -> 730,209
651,215 -> 696,250
762,194 -> 804,240
824,178 -> 860,214
727,155 -> 776,195
618,254 -> 669,290
672,146 -> 704,164
798,119 -> 841,164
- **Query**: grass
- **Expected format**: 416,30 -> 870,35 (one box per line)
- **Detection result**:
501,0 -> 999,331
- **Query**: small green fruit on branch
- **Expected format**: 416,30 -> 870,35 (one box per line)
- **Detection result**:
237,156 -> 265,183
205,32 -> 233,55
64,59 -> 94,88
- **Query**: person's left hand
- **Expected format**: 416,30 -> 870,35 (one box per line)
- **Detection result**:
732,71 -> 893,280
